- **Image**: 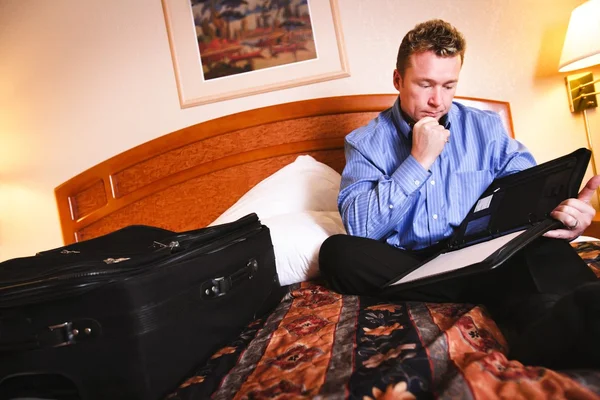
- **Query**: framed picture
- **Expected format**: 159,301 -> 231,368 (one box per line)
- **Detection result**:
161,0 -> 350,108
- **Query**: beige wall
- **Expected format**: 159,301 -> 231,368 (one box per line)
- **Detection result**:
0,0 -> 596,260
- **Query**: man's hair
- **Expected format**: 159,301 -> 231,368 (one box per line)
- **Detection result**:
396,19 -> 466,77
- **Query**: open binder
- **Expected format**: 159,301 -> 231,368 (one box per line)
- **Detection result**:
385,147 -> 591,289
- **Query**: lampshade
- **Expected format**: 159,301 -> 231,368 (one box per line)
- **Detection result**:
559,0 -> 600,72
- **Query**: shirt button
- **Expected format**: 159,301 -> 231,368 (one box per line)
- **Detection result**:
389,204 -> 394,209
433,214 -> 438,220
430,180 -> 435,185
414,180 -> 420,186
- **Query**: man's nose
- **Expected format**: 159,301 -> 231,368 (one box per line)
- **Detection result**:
428,88 -> 442,107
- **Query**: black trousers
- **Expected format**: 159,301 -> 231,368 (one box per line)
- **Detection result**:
319,234 -> 600,369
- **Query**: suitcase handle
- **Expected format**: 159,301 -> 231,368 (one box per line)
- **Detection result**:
0,318 -> 101,352
200,258 -> 259,299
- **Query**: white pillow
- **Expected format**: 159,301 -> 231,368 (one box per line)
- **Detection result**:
208,155 -> 346,284
209,155 -> 341,225
263,211 -> 346,285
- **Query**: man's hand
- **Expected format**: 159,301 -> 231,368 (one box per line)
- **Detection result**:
411,117 -> 450,170
544,175 -> 600,241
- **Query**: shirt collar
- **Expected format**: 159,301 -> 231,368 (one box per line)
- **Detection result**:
391,98 -> 412,140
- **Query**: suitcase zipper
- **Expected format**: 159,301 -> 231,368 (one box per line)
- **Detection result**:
140,224 -> 263,270
0,223 -> 265,307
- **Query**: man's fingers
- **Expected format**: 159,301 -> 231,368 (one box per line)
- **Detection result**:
543,229 -> 578,241
553,200 -> 595,217
578,175 -> 600,204
413,116 -> 437,129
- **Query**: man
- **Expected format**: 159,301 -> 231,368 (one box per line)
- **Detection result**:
319,19 -> 600,369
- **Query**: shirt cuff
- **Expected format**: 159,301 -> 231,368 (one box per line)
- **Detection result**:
390,155 -> 430,195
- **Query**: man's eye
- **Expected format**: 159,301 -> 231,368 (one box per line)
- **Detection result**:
444,85 -> 455,90
419,84 -> 430,88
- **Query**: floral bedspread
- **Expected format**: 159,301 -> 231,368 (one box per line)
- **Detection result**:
167,241 -> 600,400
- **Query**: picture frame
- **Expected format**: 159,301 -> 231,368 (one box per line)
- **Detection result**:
161,0 -> 350,108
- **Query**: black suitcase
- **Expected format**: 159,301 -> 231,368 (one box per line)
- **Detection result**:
0,213 -> 284,400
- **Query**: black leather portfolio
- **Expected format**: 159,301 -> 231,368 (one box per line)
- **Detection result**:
385,147 -> 591,289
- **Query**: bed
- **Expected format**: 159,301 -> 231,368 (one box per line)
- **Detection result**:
54,94 -> 600,399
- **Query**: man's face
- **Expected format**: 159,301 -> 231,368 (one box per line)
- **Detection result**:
393,51 -> 461,122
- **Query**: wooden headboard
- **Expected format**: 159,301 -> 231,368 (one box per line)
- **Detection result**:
55,94 -> 514,244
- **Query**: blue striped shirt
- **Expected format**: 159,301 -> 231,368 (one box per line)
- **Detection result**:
339,98 -> 537,250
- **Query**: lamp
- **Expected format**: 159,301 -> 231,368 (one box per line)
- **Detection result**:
559,0 -> 600,204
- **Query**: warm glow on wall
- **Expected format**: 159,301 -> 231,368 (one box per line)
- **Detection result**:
559,0 -> 600,204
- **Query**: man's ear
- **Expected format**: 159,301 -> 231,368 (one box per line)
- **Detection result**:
393,69 -> 402,91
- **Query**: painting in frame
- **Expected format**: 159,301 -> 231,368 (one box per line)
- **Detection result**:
161,0 -> 350,108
